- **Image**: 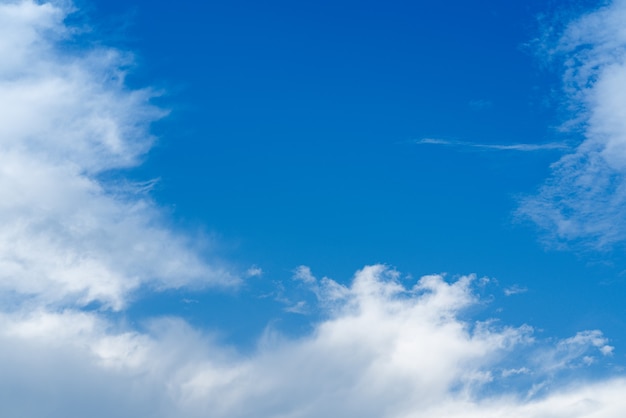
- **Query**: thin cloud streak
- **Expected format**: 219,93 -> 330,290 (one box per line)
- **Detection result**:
504,285 -> 528,296
416,138 -> 570,152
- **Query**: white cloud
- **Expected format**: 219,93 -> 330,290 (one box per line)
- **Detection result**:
532,330 -> 614,375
504,285 -> 528,296
0,265 -> 622,418
283,299 -> 308,314
519,0 -> 626,249
416,138 -> 569,151
245,266 -> 263,278
292,265 -> 317,284
501,367 -> 530,378
0,0 -> 238,310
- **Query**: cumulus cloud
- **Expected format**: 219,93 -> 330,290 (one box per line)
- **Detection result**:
0,265 -> 621,418
0,0 -> 237,311
519,0 -> 626,249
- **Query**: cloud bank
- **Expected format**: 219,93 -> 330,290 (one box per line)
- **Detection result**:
520,0 -> 626,249
1,1 -> 626,417
0,265 -> 621,418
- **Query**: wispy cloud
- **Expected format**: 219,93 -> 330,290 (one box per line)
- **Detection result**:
283,300 -> 308,314
519,0 -> 626,249
416,138 -> 570,152
504,285 -> 528,296
245,266 -> 263,278
0,0 -> 238,311
292,265 -> 317,284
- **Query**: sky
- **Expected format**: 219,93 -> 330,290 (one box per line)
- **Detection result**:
3,0 -> 626,416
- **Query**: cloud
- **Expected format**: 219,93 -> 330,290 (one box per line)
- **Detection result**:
0,0 -> 238,311
416,138 -> 569,152
283,299 -> 308,314
292,265 -> 317,284
0,265 -> 622,418
519,0 -> 626,249
504,285 -> 528,296
245,266 -> 263,278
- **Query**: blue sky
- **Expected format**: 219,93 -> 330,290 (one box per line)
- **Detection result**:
111,0 -> 624,343
3,0 -> 626,416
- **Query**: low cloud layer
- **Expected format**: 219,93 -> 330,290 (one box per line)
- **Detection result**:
0,265 -> 620,418
520,0 -> 626,249
2,1 -> 626,417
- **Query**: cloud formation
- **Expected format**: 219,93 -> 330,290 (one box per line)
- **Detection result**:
2,1 -> 626,417
0,0 -> 237,311
519,0 -> 626,249
0,265 -> 620,418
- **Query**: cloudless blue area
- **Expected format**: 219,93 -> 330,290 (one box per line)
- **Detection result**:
78,0 -> 626,356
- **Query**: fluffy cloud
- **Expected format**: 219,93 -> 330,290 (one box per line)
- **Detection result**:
0,0 -> 237,311
519,0 -> 626,249
0,265 -> 620,418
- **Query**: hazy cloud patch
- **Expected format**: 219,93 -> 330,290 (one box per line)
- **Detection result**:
519,0 -> 626,249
